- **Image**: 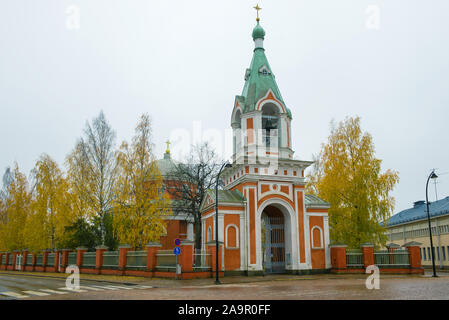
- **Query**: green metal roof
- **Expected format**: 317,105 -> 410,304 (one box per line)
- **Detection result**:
252,22 -> 265,40
304,194 -> 330,207
206,189 -> 246,204
156,151 -> 177,177
237,22 -> 292,119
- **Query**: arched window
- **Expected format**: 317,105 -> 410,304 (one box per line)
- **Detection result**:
225,224 -> 239,249
207,226 -> 212,242
311,226 -> 323,249
262,103 -> 280,148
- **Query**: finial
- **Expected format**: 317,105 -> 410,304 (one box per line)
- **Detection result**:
165,140 -> 171,154
253,4 -> 262,22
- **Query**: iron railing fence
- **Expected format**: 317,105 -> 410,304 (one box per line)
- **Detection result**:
126,250 -> 147,269
193,249 -> 211,271
346,249 -> 363,268
36,254 -> 43,266
67,252 -> 77,266
102,251 -> 119,268
156,250 -> 177,271
25,254 -> 33,265
47,253 -> 55,266
8,254 -> 13,265
82,252 -> 97,268
374,249 -> 410,268
1,255 -> 5,265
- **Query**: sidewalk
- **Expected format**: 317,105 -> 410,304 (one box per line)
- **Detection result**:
0,269 -> 432,288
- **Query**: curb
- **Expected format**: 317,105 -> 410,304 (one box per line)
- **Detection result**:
0,271 -> 142,286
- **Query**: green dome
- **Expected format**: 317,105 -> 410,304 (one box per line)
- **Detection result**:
252,23 -> 265,40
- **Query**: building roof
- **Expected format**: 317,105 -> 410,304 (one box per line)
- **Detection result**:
206,189 -> 246,204
156,151 -> 177,177
304,194 -> 330,208
385,196 -> 449,227
202,189 -> 329,208
236,22 -> 292,119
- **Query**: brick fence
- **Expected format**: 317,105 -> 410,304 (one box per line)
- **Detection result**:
0,240 -> 224,280
330,242 -> 424,274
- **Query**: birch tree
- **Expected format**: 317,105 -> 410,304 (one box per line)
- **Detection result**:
0,163 -> 31,251
113,114 -> 171,248
24,154 -> 73,252
306,116 -> 399,248
66,111 -> 118,245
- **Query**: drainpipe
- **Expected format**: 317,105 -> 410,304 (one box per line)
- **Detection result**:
243,198 -> 248,273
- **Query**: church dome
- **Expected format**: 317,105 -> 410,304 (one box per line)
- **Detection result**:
252,23 -> 265,40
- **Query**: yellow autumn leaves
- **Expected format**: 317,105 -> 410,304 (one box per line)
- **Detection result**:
0,113 -> 170,252
113,114 -> 171,248
306,117 -> 399,248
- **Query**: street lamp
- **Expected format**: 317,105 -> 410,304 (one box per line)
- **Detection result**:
215,161 -> 232,284
425,169 -> 438,277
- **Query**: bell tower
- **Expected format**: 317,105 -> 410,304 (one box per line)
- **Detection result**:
200,7 -> 330,275
231,14 -> 293,165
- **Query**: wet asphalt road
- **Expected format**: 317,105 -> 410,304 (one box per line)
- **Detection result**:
1,272 -> 448,300
1,271 -> 449,300
0,273 -> 147,300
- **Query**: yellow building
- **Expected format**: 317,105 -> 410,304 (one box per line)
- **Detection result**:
385,197 -> 449,270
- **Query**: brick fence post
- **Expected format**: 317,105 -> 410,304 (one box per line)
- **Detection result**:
76,247 -> 88,269
60,249 -> 71,273
12,250 -> 20,271
4,252 -> 10,270
330,244 -> 347,271
386,243 -> 400,265
22,249 -> 28,271
146,242 -> 162,275
361,243 -> 374,269
386,243 -> 400,252
118,244 -> 131,275
54,250 -> 60,272
31,253 -> 36,272
0,252 -> 3,269
404,241 -> 424,274
95,245 -> 108,275
42,249 -> 49,272
180,240 -> 194,274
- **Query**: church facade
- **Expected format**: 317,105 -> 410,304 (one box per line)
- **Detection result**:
199,19 -> 331,274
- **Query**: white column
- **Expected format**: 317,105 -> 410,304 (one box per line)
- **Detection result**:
218,214 -> 224,243
240,214 -> 246,270
324,216 -> 331,269
187,223 -> 194,241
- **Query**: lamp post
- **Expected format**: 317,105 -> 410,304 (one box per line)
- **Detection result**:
425,169 -> 438,277
215,161 -> 232,285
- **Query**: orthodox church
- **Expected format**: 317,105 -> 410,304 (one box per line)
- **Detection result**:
198,12 -> 331,274
159,11 -> 331,274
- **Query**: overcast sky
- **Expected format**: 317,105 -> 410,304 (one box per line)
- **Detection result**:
1,0 -> 448,213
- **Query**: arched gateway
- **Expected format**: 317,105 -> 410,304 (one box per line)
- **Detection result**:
200,15 -> 331,275
261,205 -> 286,273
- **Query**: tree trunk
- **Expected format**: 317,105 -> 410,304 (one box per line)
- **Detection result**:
194,217 -> 202,251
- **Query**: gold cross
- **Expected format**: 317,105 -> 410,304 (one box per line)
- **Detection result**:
165,140 -> 171,153
253,4 -> 262,22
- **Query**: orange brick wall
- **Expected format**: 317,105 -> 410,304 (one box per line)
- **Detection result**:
224,214 -> 241,271
309,215 -> 325,269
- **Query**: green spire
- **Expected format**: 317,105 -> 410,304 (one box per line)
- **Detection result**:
236,22 -> 292,119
